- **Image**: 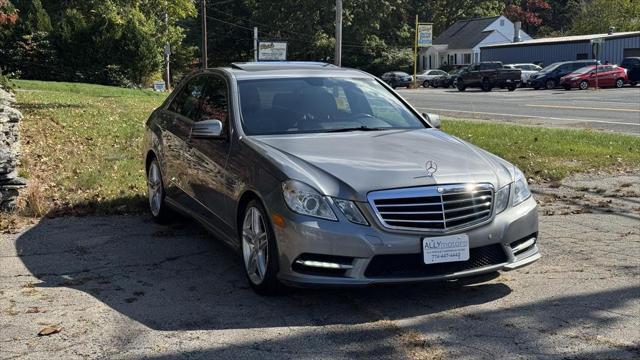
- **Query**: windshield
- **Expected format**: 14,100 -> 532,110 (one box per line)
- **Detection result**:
238,77 -> 426,135
540,62 -> 561,73
573,66 -> 596,74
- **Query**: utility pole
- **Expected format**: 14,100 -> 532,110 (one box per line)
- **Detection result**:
413,14 -> 418,87
335,0 -> 342,66
164,11 -> 171,91
201,0 -> 208,69
254,27 -> 258,62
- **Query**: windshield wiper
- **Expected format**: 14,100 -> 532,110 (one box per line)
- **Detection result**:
325,126 -> 392,133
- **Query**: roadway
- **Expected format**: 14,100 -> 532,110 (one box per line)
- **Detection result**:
397,86 -> 640,135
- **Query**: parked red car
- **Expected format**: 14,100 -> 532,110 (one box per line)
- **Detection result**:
560,65 -> 628,90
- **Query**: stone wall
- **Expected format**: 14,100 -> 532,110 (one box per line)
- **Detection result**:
0,88 -> 26,211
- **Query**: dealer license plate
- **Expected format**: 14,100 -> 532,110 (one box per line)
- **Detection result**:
423,234 -> 470,264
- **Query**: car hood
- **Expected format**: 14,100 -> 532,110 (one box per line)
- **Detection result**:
250,129 -> 514,201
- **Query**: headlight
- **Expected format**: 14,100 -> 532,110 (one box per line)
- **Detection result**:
282,180 -> 337,221
494,184 -> 511,214
333,199 -> 368,225
513,168 -> 532,206
570,77 -> 578,81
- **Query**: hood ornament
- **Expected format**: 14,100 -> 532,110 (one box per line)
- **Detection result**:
425,160 -> 438,177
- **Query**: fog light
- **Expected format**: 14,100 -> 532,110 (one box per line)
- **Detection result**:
294,260 -> 353,269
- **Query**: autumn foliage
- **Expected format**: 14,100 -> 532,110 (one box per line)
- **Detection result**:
0,0 -> 17,25
505,0 -> 551,27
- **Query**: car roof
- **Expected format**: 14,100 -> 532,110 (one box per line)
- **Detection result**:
215,61 -> 372,80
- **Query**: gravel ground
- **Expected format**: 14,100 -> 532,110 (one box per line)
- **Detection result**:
1,174 -> 639,359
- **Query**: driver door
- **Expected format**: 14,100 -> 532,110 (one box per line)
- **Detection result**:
184,74 -> 235,234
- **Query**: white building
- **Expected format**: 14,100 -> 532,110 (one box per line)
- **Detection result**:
420,16 -> 532,70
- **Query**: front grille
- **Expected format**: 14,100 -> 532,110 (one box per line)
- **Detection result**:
364,243 -> 507,278
368,184 -> 494,232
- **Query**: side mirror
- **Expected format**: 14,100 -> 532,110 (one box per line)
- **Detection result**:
423,113 -> 441,129
590,72 -> 596,77
192,119 -> 224,139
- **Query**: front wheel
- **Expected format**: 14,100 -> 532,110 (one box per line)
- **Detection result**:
456,82 -> 466,92
241,200 -> 283,295
481,78 -> 492,92
545,79 -> 556,90
615,78 -> 625,88
579,80 -> 589,90
422,80 -> 430,88
507,85 -> 516,92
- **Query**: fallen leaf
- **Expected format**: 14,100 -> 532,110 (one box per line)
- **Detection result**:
38,326 -> 62,336
25,307 -> 44,314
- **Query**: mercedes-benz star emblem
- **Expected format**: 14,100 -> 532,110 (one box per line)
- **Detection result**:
425,160 -> 438,177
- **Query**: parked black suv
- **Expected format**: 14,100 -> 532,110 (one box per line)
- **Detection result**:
620,57 -> 640,86
455,62 -> 521,92
528,60 -> 599,89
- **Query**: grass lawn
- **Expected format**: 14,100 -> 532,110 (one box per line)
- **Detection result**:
12,80 -> 640,217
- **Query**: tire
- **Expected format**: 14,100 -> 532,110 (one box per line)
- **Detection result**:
507,85 -> 516,92
146,158 -> 172,224
615,78 -> 624,88
579,80 -> 589,90
481,78 -> 492,92
545,79 -> 556,90
241,199 -> 283,296
456,81 -> 466,92
630,82 -> 637,87
432,83 -> 439,88
422,80 -> 430,88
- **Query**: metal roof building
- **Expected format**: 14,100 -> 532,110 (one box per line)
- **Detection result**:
481,31 -> 640,66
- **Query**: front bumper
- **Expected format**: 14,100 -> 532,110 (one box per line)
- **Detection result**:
269,194 -> 540,287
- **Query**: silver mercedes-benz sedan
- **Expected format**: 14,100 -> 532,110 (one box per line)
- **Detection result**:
143,62 -> 539,295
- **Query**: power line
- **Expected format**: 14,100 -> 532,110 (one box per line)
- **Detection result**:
208,8 -> 366,48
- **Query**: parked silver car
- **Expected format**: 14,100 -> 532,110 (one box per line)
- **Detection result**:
143,62 -> 540,295
504,63 -> 542,86
414,69 -> 448,87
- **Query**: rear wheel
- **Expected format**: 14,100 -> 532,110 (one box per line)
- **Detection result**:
456,80 -> 466,92
241,200 -> 283,295
507,85 -> 516,92
615,78 -> 625,88
579,80 -> 589,90
147,158 -> 171,224
545,79 -> 556,90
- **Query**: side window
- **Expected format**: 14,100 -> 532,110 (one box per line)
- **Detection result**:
200,76 -> 229,124
168,76 -> 207,121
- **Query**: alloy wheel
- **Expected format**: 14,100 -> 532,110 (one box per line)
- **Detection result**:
147,161 -> 163,217
242,207 -> 269,285
579,80 -> 589,90
545,79 -> 556,90
616,79 -> 624,88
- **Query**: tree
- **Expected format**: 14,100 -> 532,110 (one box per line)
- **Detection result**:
504,0 -> 551,35
571,0 -> 640,35
14,0 -> 52,33
0,0 -> 17,26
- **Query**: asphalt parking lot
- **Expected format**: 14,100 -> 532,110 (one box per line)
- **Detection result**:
397,86 -> 640,135
1,173 -> 639,359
